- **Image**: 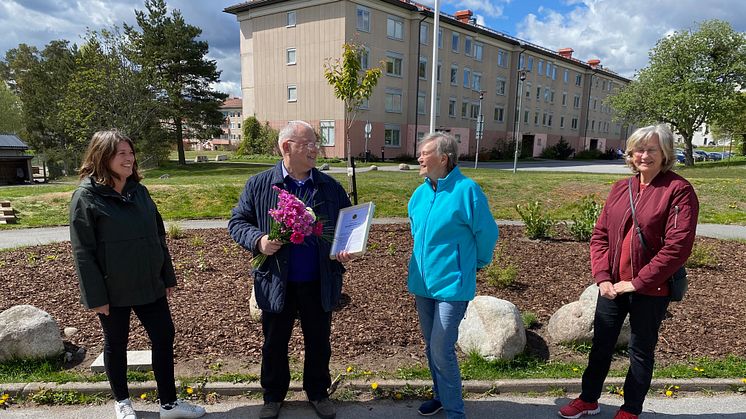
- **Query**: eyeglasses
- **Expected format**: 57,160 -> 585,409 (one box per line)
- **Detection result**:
633,148 -> 660,155
288,140 -> 321,150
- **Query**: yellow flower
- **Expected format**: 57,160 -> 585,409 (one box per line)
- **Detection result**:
394,392 -> 403,400
346,366 -> 353,373
665,390 -> 673,397
572,368 -> 579,372
371,382 -> 379,390
186,387 -> 194,395
674,386 -> 680,389
0,399 -> 5,405
0,394 -> 8,400
140,393 -> 148,400
741,378 -> 746,384
619,390 -> 624,396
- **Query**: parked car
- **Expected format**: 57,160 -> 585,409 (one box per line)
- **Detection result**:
708,152 -> 723,161
692,150 -> 709,161
675,151 -> 686,164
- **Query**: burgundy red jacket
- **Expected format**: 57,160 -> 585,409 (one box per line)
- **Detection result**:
590,170 -> 699,296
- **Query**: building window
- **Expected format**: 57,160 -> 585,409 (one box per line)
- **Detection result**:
419,57 -> 427,79
542,112 -> 547,126
562,92 -> 567,106
448,98 -> 456,117
286,11 -> 296,27
524,110 -> 530,123
451,32 -> 459,52
387,17 -> 403,40
385,53 -> 403,77
436,95 -> 441,116
437,62 -> 442,82
287,85 -> 297,102
536,86 -> 541,100
470,103 -> 479,119
417,92 -> 426,115
360,97 -> 369,109
548,114 -> 553,127
320,120 -> 335,146
527,56 -> 534,71
575,74 -> 582,86
461,101 -> 468,118
593,98 -> 598,110
472,72 -> 481,91
463,68 -> 471,88
360,46 -> 370,69
560,116 -> 565,128
494,106 -> 504,122
450,65 -> 458,85
286,48 -> 296,65
356,7 -> 370,32
384,125 -> 401,147
546,62 -> 552,77
602,80 -> 607,90
420,23 -> 428,44
552,66 -> 557,80
464,36 -> 473,56
525,82 -> 531,99
385,88 -> 402,113
497,49 -> 508,67
534,111 -> 539,126
544,87 -> 550,102
496,78 -> 506,95
550,90 -> 555,103
573,94 -> 581,108
563,69 -> 569,83
571,117 -> 578,130
438,29 -> 443,49
538,60 -> 544,75
474,43 -> 483,61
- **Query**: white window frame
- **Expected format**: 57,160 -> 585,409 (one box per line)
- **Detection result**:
286,48 -> 296,65
448,97 -> 456,117
385,88 -> 402,113
385,52 -> 403,77
419,57 -> 427,80
417,91 -> 426,115
420,23 -> 428,44
387,16 -> 403,40
474,43 -> 483,61
450,64 -> 458,85
320,120 -> 335,146
356,6 -> 370,32
496,77 -> 506,95
472,72 -> 482,91
464,36 -> 473,57
451,32 -> 459,52
384,124 -> 401,147
463,67 -> 471,88
494,106 -> 504,122
286,11 -> 296,27
360,46 -> 370,69
287,85 -> 297,102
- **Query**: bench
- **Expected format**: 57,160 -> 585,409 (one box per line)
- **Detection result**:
193,155 -> 209,163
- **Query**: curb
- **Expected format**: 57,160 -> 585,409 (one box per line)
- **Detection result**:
2,378 -> 742,398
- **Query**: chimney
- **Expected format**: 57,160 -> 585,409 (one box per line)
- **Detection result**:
454,10 -> 473,24
558,48 -> 574,59
587,59 -> 601,69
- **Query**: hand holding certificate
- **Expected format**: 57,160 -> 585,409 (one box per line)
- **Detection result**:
329,202 -> 375,259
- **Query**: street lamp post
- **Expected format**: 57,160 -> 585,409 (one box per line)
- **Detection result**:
364,120 -> 372,162
512,70 -> 528,174
474,90 -> 485,169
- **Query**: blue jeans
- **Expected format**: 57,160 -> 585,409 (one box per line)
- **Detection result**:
415,295 -> 469,419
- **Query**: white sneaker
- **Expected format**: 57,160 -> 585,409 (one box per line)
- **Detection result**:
114,399 -> 137,419
159,399 -> 206,419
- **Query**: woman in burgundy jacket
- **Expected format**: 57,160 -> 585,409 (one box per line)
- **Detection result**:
559,124 -> 699,419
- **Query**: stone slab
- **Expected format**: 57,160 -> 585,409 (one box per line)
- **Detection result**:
90,350 -> 152,373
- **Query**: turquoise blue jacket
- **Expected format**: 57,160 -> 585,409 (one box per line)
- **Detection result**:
407,166 -> 499,301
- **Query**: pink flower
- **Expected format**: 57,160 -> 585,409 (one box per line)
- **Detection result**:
313,221 -> 324,236
290,231 -> 305,244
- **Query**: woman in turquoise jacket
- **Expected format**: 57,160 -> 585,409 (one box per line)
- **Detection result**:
408,132 -> 499,419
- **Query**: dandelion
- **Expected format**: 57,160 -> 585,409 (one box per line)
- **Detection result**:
0,399 -> 5,406
346,366 -> 353,373
742,378 -> 746,384
394,392 -> 403,400
186,387 -> 194,395
619,390 -> 624,396
371,382 -> 379,390
665,390 -> 673,397
0,394 -> 7,400
572,368 -> 579,372
140,393 -> 147,400
674,386 -> 680,390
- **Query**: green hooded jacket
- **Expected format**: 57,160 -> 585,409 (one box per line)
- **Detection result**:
69,177 -> 176,309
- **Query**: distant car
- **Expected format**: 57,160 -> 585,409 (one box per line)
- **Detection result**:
675,151 -> 686,164
708,152 -> 723,161
692,150 -> 709,161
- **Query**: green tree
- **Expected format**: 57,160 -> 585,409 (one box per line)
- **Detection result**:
709,92 -> 746,155
608,20 -> 746,166
0,81 -> 24,135
125,0 -> 227,165
324,43 -> 382,193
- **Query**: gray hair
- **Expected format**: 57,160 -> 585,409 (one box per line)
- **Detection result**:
278,120 -> 314,149
422,132 -> 459,173
624,124 -> 676,173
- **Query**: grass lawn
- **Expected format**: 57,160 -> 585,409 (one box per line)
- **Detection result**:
0,159 -> 744,228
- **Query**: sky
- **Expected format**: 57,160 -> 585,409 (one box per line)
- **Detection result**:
1,0 -> 745,98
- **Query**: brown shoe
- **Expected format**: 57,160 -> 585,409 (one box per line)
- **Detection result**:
259,401 -> 282,419
310,398 -> 336,419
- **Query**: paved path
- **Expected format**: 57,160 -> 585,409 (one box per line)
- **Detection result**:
323,159 -> 632,174
3,394 -> 745,418
1,219 -> 743,249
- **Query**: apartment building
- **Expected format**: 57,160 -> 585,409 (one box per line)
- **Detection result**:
219,97 -> 244,147
225,0 -> 631,159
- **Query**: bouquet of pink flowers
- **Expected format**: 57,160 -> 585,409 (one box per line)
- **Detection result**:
252,186 -> 325,268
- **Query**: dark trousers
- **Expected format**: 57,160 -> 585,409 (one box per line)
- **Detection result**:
580,292 -> 669,415
98,296 -> 177,405
261,280 -> 332,403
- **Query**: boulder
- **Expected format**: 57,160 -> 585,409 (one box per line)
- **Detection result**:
0,305 -> 64,361
63,327 -> 78,338
319,163 -> 330,171
458,296 -> 526,361
547,284 -> 630,346
398,163 -> 410,170
369,165 -> 378,171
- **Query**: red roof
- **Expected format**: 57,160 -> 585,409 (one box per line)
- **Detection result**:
221,97 -> 242,109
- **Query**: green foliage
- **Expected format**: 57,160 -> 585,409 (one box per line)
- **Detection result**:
521,311 -> 539,329
710,92 -> 746,155
483,250 -> 519,288
0,81 -> 24,135
125,0 -> 228,165
236,117 -> 279,156
29,389 -> 107,405
540,138 -> 574,160
574,149 -> 604,160
567,195 -> 603,241
608,20 -> 746,166
167,223 -> 184,240
685,243 -> 718,268
516,201 -> 554,239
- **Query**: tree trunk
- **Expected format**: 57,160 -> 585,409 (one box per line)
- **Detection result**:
175,117 -> 186,166
683,131 -> 694,167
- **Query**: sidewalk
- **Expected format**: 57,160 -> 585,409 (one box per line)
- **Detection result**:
1,219 -> 744,249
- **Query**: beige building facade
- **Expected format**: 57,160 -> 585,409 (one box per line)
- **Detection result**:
225,0 -> 631,159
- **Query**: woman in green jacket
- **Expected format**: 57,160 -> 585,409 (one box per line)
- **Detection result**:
69,130 -> 204,419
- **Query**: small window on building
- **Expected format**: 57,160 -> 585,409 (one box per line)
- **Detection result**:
420,23 -> 428,44
451,32 -> 459,52
287,85 -> 297,102
385,53 -> 403,77
387,16 -> 403,40
356,7 -> 370,32
286,11 -> 296,27
286,48 -> 296,65
320,121 -> 335,146
384,125 -> 401,147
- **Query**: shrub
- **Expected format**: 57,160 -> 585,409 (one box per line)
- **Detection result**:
685,243 -> 718,269
540,138 -> 574,160
516,201 -> 554,239
167,223 -> 184,240
484,262 -> 518,288
236,117 -> 279,156
567,195 -> 603,242
521,311 -> 539,329
574,149 -> 604,160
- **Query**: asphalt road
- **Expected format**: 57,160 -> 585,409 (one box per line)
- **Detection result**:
3,394 -> 745,418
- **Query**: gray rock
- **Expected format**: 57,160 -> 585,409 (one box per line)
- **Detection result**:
0,305 -> 64,361
398,163 -> 410,170
458,296 -> 526,361
319,163 -> 330,171
215,154 -> 229,161
547,284 -> 630,346
159,174 -> 170,179
63,327 -> 78,338
369,165 -> 378,171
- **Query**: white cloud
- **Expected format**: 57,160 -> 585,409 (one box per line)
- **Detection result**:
516,0 -> 746,78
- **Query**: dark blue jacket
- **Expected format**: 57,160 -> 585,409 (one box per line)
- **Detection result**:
228,161 -> 351,313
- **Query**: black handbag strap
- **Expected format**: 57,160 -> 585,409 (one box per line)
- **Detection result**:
627,178 -> 651,254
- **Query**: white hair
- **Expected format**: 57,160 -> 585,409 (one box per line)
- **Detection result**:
278,120 -> 314,149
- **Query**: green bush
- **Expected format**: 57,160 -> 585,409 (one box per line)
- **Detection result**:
567,195 -> 603,241
484,262 -> 518,288
574,149 -> 604,160
236,117 -> 279,156
521,311 -> 539,329
685,243 -> 718,268
540,138 -> 574,160
516,201 -> 554,239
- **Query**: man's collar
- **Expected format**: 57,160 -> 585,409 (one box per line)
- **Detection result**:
281,162 -> 313,185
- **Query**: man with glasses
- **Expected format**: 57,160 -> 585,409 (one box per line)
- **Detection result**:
229,120 -> 353,419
